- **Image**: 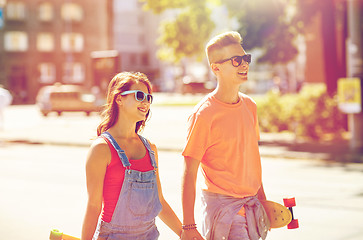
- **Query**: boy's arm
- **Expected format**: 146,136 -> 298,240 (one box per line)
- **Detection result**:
181,156 -> 204,240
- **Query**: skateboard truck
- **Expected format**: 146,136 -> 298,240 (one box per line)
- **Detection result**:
283,197 -> 299,229
261,197 -> 299,229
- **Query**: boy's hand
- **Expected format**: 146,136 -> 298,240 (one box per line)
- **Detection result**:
180,229 -> 205,240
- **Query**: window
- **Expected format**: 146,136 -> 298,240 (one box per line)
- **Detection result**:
114,0 -> 139,11
139,34 -> 145,45
141,52 -> 149,66
94,58 -> 115,70
39,2 -> 53,22
6,1 -> 26,20
130,53 -> 137,65
4,31 -> 28,51
119,34 -> 139,45
37,33 -> 54,52
38,63 -> 56,84
61,3 -> 83,22
61,33 -> 84,52
138,15 -> 144,25
63,62 -> 85,83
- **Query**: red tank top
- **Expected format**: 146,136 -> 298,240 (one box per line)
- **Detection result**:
101,136 -> 154,222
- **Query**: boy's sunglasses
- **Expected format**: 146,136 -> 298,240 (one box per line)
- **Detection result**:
120,90 -> 153,103
215,54 -> 251,67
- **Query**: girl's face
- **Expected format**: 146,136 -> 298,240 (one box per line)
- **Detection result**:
118,82 -> 151,122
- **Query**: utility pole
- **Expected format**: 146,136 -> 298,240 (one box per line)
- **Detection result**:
346,0 -> 363,152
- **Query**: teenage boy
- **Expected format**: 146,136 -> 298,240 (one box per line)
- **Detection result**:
181,31 -> 270,240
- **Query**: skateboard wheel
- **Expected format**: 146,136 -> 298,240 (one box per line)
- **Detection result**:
50,229 -> 63,240
283,197 -> 296,207
287,219 -> 299,229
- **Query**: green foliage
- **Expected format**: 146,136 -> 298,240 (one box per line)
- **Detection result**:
140,0 -> 215,63
257,91 -> 293,133
224,0 -> 299,64
142,0 -> 304,64
157,4 -> 215,62
141,0 -> 338,67
256,84 -> 346,140
291,0 -> 324,31
140,0 -> 188,14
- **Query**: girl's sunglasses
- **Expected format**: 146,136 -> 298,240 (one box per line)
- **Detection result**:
120,90 -> 153,103
215,54 -> 251,67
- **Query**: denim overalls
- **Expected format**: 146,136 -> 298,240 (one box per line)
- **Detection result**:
93,132 -> 162,240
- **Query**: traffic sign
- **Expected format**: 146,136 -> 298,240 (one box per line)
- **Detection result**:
338,77 -> 362,114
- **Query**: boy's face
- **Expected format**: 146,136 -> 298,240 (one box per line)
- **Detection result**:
212,43 -> 250,85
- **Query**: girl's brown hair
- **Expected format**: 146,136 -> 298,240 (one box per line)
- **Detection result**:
96,72 -> 152,136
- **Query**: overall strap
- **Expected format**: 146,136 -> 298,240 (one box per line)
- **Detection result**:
138,135 -> 158,169
101,132 -> 131,168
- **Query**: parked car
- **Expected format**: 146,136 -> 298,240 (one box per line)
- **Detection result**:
181,75 -> 215,94
36,84 -> 103,116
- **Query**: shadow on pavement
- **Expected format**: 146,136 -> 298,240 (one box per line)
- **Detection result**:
259,137 -> 363,164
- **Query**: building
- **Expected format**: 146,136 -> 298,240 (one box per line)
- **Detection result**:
111,0 -> 162,91
0,0 -> 111,104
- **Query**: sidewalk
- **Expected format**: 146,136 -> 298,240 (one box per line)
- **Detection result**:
1,100 -> 363,240
258,132 -> 363,164
1,96 -> 362,164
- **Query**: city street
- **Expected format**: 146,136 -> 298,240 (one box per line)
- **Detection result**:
1,0 -> 363,239
1,103 -> 363,240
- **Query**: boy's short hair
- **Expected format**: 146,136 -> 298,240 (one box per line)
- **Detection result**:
205,31 -> 242,64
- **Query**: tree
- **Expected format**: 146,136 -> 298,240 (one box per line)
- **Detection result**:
292,0 -> 343,95
141,0 -> 345,95
224,0 -> 299,64
142,0 -> 300,64
140,0 -> 215,62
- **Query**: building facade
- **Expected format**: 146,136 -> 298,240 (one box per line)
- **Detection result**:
112,0 -> 162,90
0,0 -> 111,103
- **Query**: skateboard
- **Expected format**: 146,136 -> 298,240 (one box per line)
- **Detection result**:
49,229 -> 80,240
261,197 -> 299,229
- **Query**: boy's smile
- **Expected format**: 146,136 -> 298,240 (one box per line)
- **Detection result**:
216,43 -> 250,84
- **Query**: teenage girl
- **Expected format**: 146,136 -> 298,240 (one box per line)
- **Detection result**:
81,72 -> 182,240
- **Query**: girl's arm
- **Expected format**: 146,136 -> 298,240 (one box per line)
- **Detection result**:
151,144 -> 183,238
81,139 -> 109,240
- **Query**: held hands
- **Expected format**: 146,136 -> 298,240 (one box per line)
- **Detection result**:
180,229 -> 205,240
180,223 -> 205,240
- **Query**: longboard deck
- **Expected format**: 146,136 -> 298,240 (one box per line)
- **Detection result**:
261,200 -> 292,228
50,229 -> 80,240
